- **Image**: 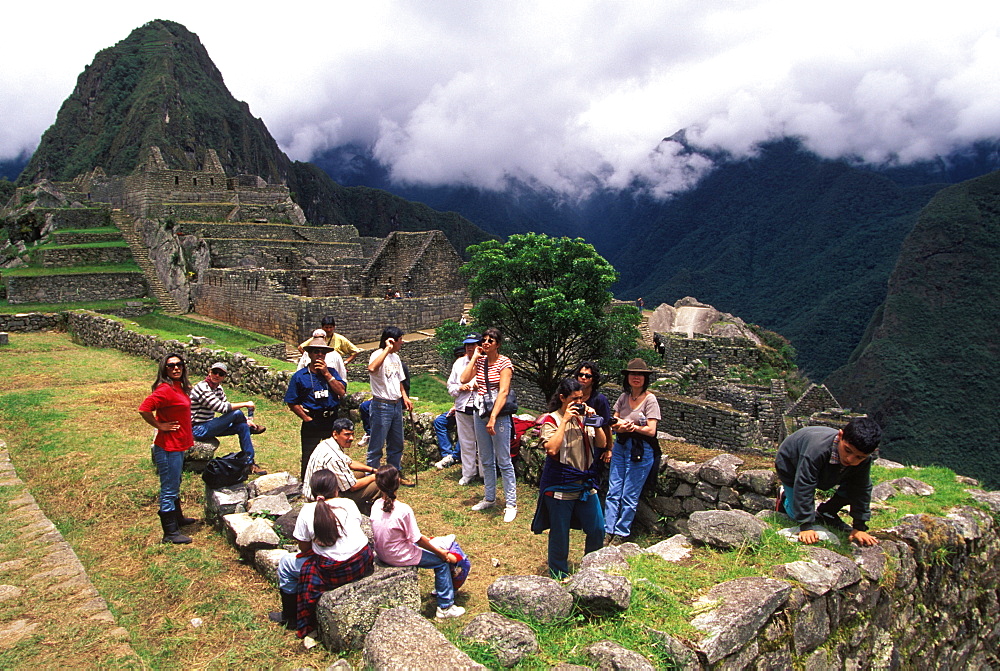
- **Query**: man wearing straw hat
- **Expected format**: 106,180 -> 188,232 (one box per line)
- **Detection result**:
285,335 -> 347,479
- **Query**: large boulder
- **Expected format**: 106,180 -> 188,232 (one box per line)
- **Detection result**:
580,546 -> 630,573
317,565 -> 420,651
687,509 -> 768,549
699,454 -> 743,487
486,575 -> 572,623
566,568 -> 631,614
772,560 -> 839,596
204,483 -> 248,525
248,472 -> 297,497
461,612 -> 538,667
363,606 -> 485,670
246,493 -> 291,517
691,577 -> 791,663
221,513 -> 280,555
804,547 -> 861,590
585,639 -> 657,671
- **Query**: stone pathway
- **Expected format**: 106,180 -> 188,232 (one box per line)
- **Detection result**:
0,440 -> 138,659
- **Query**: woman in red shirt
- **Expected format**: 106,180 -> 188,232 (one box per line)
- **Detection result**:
138,353 -> 195,544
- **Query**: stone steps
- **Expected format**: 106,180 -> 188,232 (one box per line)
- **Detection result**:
639,312 -> 655,349
111,210 -> 184,314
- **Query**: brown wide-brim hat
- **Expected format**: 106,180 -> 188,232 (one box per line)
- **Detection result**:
303,336 -> 335,352
621,358 -> 653,374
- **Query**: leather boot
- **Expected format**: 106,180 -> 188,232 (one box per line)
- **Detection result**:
159,511 -> 192,544
174,498 -> 196,526
268,590 -> 297,629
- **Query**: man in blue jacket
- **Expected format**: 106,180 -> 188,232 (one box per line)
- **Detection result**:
285,336 -> 346,479
775,417 -> 881,546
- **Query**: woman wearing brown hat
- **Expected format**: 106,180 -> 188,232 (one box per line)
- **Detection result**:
604,358 -> 661,545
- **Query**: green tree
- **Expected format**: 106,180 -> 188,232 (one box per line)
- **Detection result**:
463,233 -> 641,400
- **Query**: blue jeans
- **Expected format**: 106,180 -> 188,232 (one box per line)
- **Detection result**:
433,413 -> 461,460
367,398 -> 404,470
277,552 -> 307,593
151,445 -> 184,512
418,549 -> 456,608
474,413 -> 516,507
604,437 -> 654,537
544,491 -> 605,579
192,409 -> 254,463
359,400 -> 372,435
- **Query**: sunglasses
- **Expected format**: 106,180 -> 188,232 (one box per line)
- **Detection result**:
165,362 -> 185,369
211,369 -> 227,377
577,373 -> 593,379
480,337 -> 497,344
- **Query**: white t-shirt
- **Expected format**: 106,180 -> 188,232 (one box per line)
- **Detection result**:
293,498 -> 369,561
368,350 -> 403,400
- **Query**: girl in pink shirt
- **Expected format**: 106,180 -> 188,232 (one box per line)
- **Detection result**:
370,466 -> 465,619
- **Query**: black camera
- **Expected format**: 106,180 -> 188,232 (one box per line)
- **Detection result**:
583,415 -> 603,428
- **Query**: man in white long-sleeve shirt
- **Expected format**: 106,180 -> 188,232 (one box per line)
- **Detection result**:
190,362 -> 267,474
447,334 -> 481,485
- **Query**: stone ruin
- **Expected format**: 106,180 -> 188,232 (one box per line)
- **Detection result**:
2,146 -> 467,345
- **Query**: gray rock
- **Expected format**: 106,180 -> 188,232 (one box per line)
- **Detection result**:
965,489 -> 1000,512
186,437 -> 220,462
487,575 -> 573,623
954,475 -> 979,486
740,491 -> 775,513
736,469 -> 777,496
695,482 -> 719,502
248,472 -> 297,497
205,483 -> 249,525
615,542 -> 644,559
550,665 -> 593,671
699,454 -> 743,487
247,493 -> 292,516
674,483 -> 695,497
688,510 -> 768,549
567,568 -> 631,614
944,506 -> 993,540
851,545 -> 888,582
648,630 -> 701,670
461,612 -> 538,667
648,496 -> 683,518
326,660 -> 353,671
275,505 -> 303,540
0,585 -> 23,602
319,566 -> 420,652
363,606 -> 485,670
873,458 -> 906,469
804,547 -> 861,590
691,577 -> 791,663
585,639 -> 656,671
885,477 -> 935,496
717,639 -> 758,671
793,596 -> 830,654
803,647 -> 835,671
633,499 -> 663,534
662,458 -> 702,484
222,513 -> 280,553
580,546 -> 630,573
772,561 -> 838,596
254,548 -> 288,586
871,482 -> 897,501
718,486 -> 741,507
682,497 -> 710,514
645,534 -> 693,563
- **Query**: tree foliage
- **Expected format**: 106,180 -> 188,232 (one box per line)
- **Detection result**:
463,233 -> 641,400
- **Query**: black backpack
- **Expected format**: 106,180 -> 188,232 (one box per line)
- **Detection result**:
202,452 -> 251,489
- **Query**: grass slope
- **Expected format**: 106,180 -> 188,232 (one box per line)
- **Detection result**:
0,332 -> 987,668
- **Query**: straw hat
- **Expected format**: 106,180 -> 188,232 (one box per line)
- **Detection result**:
303,336 -> 335,352
621,358 -> 653,374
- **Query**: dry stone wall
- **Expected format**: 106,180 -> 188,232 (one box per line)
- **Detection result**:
41,245 -> 132,267
0,312 -> 66,332
6,272 -> 148,304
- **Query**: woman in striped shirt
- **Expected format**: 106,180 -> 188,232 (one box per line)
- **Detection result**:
460,327 -> 518,523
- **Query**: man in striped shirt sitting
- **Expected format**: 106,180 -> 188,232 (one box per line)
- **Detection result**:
191,362 -> 267,475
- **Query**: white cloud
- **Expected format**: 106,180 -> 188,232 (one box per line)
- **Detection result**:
2,1 -> 1000,196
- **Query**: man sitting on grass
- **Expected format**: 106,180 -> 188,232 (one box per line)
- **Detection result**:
775,416 -> 882,546
191,361 -> 267,475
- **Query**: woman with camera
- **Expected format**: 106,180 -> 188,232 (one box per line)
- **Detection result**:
604,358 -> 661,546
460,327 -> 518,522
532,377 -> 607,578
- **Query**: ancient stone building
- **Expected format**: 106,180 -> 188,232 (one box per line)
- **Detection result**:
5,147 -> 467,344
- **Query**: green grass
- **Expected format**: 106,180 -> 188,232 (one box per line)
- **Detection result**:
408,374 -> 454,413
1,263 -> 140,277
51,227 -> 121,236
33,240 -> 128,250
0,298 -> 157,314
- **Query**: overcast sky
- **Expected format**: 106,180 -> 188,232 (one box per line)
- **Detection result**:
3,1 -> 999,196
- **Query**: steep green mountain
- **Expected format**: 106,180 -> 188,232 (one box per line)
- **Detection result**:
17,19 -> 492,254
826,170 -> 1000,487
608,140 -> 948,378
